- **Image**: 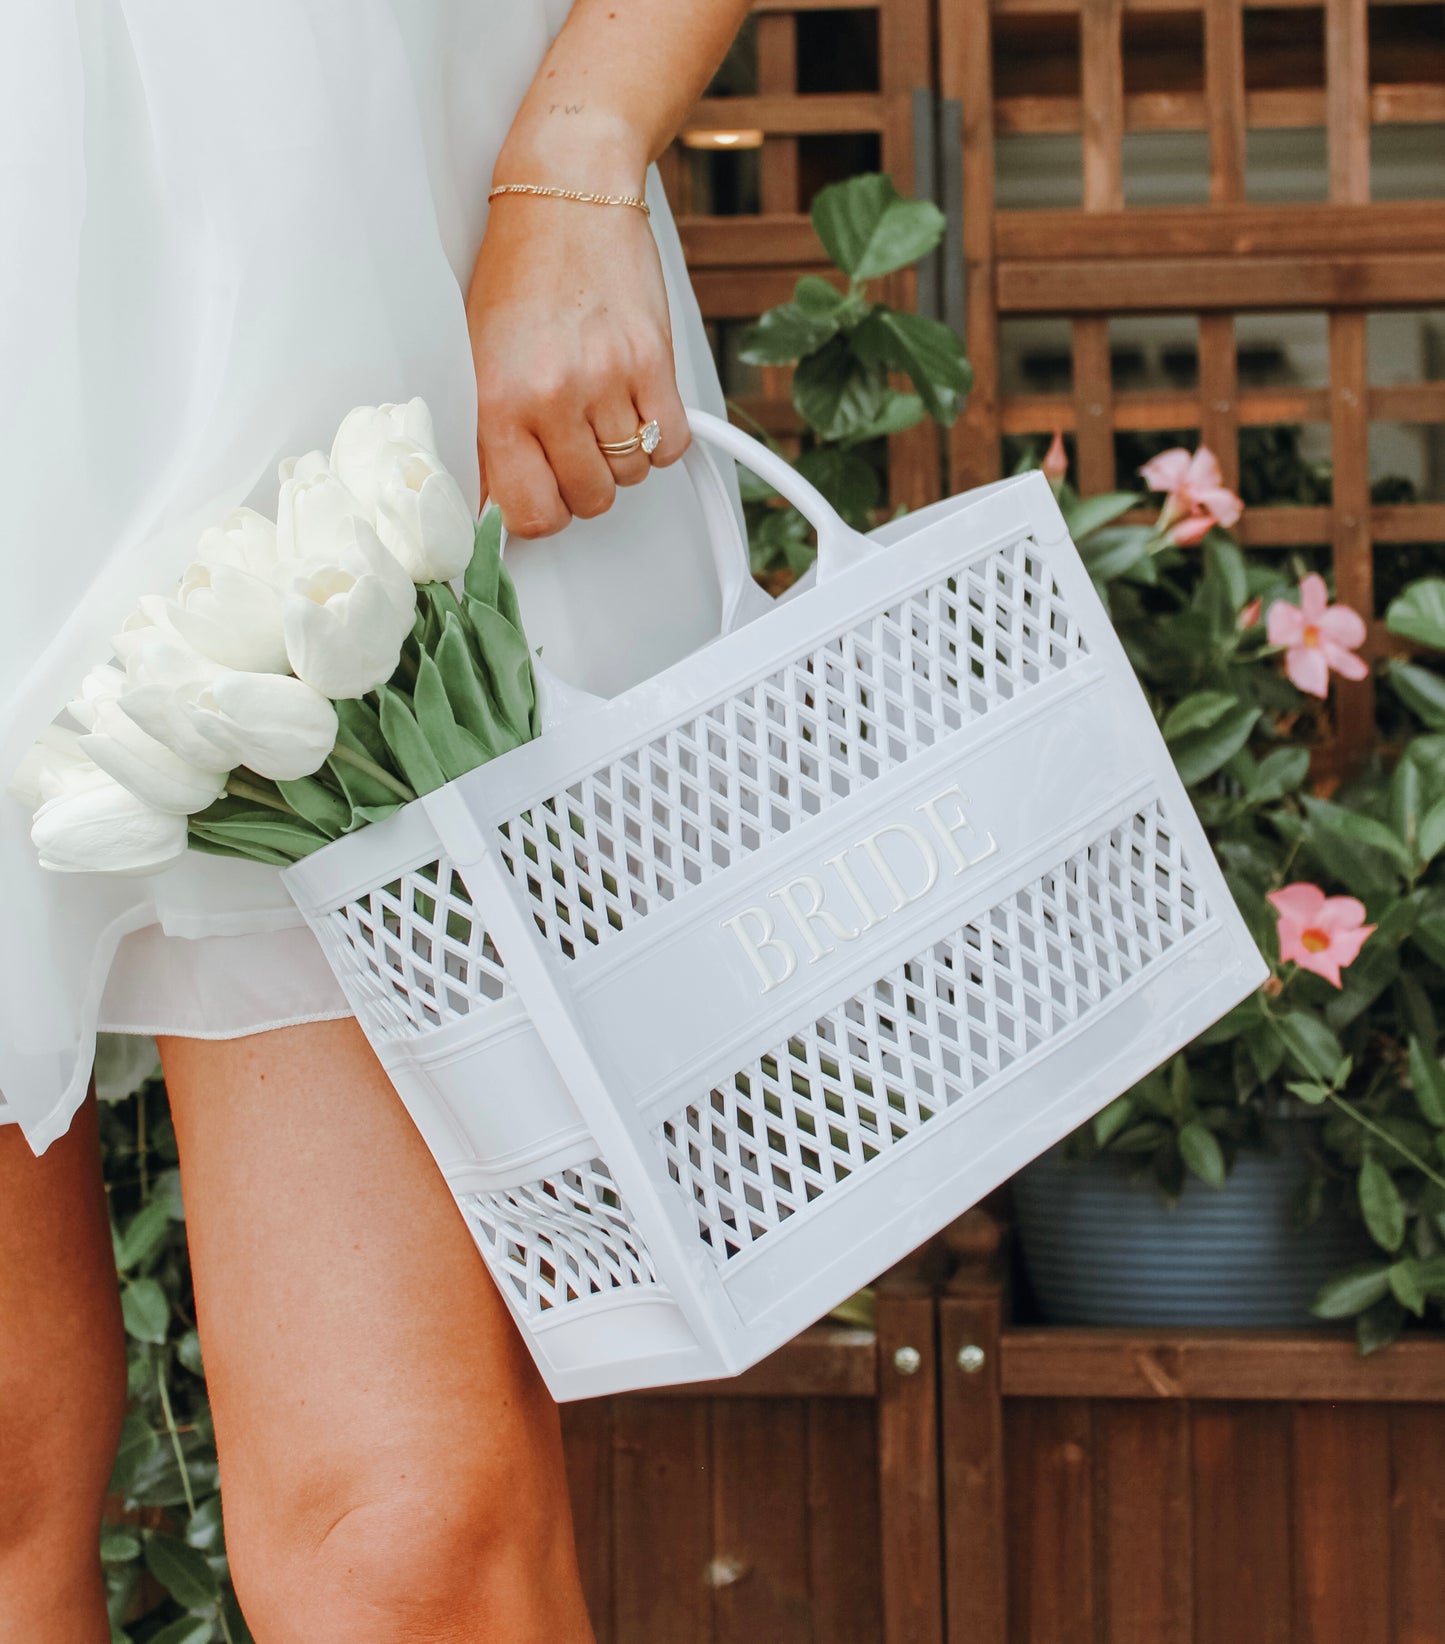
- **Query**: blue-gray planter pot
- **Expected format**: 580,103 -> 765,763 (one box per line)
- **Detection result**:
1012,1144 -> 1369,1328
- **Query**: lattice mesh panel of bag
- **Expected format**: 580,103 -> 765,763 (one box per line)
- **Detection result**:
461,1159 -> 661,1320
325,856 -> 509,1039
498,534 -> 1087,962
658,800 -> 1206,1264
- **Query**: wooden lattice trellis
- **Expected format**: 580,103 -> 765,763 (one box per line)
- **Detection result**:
671,0 -> 1444,776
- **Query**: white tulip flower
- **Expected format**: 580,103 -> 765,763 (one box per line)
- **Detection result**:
330,399 -> 439,503
8,725 -> 90,809
282,517 -> 418,700
275,449 -> 371,565
31,765 -> 188,875
185,670 -> 339,781
66,663 -> 127,731
113,634 -> 232,772
196,506 -> 279,577
371,443 -> 475,584
80,699 -> 228,815
157,557 -> 289,675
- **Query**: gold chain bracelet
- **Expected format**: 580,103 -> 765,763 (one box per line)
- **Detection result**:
486,182 -> 651,217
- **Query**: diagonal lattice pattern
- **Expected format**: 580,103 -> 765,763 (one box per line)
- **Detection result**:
323,857 -> 509,1039
497,536 -> 1085,962
658,800 -> 1205,1264
460,1159 -> 661,1319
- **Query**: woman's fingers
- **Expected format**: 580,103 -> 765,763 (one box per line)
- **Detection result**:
633,343 -> 691,470
476,425 -> 570,539
534,415 -> 619,519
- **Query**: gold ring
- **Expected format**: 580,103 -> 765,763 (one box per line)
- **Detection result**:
598,419 -> 662,458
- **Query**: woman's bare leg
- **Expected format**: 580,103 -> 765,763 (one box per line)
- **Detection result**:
159,1018 -> 595,1644
0,1099 -> 128,1644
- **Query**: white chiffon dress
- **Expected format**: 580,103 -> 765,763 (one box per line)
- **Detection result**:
0,0 -> 736,1151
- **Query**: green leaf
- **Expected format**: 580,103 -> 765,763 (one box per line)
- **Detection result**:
1356,1295 -> 1407,1354
1385,577 -> 1445,650
1388,1259 -> 1428,1317
1408,1036 -> 1445,1127
273,773 -> 350,838
793,273 -> 854,322
1387,660 -> 1445,729
462,508 -> 503,610
791,336 -> 889,442
1205,536 -> 1250,612
1248,747 -> 1311,804
463,601 -> 539,739
1358,1156 -> 1406,1252
413,653 -> 488,782
837,390 -> 927,445
177,1329 -> 204,1376
1178,1119 -> 1227,1189
144,1532 -> 220,1610
188,813 -> 325,862
1092,1095 -> 1135,1147
850,308 -> 971,424
376,686 -> 448,796
1080,526 -> 1155,585
146,1619 -> 216,1644
1065,491 -> 1142,542
1300,795 -> 1414,880
1271,1011 -> 1347,1083
795,446 -> 882,530
100,1527 -> 142,1563
115,1198 -> 172,1272
1162,690 -> 1241,742
1311,1262 -> 1392,1319
1168,702 -> 1261,786
186,1494 -> 226,1553
1418,795 -> 1445,865
109,1413 -> 160,1495
810,172 -> 946,280
1286,1079 -> 1330,1105
739,300 -> 843,365
434,613 -> 524,758
120,1278 -> 169,1344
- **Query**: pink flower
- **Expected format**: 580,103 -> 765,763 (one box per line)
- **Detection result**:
1042,430 -> 1068,485
1265,574 -> 1368,698
1238,595 -> 1263,630
1267,882 -> 1374,989
1138,446 -> 1243,546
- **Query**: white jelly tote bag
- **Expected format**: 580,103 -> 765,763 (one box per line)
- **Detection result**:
283,409 -> 1268,1400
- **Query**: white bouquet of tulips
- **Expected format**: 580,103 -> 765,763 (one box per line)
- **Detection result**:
16,400 -> 537,875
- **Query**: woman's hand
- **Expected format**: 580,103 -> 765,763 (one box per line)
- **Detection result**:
466,190 -> 689,541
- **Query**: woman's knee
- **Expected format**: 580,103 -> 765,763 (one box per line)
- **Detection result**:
224,1406 -> 586,1641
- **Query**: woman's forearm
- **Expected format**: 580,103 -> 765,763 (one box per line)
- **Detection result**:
494,0 -> 754,192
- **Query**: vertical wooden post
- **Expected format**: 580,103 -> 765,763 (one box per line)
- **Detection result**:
876,1265 -> 945,1644
942,0 -> 1002,490
1073,0 -> 1125,494
938,1212 -> 1008,1644
1326,0 -> 1375,768
1201,0 -> 1246,489
756,10 -> 799,215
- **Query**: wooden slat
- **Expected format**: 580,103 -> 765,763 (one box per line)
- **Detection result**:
939,1292 -> 1008,1644
997,252 -> 1445,312
756,13 -> 799,218
1330,310 -> 1377,762
877,1292 -> 945,1644
994,202 -> 1445,262
612,1398 -> 713,1644
1200,315 -> 1241,487
677,219 -> 827,267
1291,1404 -> 1392,1644
693,268 -> 808,317
999,384 -> 1342,435
644,1325 -> 878,1400
1328,0 -> 1372,205
1005,1400 -> 1097,1644
1001,1329 -> 1445,1401
1192,1406 -> 1294,1644
1082,0 -> 1126,212
688,93 -> 888,135
806,1400 -> 886,1644
711,1400 -> 813,1642
1373,502 -> 1445,541
1205,0 -> 1247,203
561,1400 -> 616,1644
995,83 -> 1445,134
1073,318 -> 1117,493
1373,381 -> 1445,422
1097,1403 -> 1194,1644
1390,1404 -> 1445,1644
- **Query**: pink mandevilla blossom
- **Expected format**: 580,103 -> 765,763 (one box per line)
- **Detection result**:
1265,573 -> 1368,698
1138,446 -> 1244,546
1266,882 -> 1374,989
1042,431 -> 1068,484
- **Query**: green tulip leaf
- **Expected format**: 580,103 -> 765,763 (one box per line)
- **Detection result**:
810,172 -> 946,281
435,613 -> 526,757
463,508 -> 503,610
376,685 -> 448,796
464,601 -> 539,740
274,775 -> 350,838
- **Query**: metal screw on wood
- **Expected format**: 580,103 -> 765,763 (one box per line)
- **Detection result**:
957,1343 -> 986,1374
893,1345 -> 923,1376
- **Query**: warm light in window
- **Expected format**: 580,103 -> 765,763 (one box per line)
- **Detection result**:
681,128 -> 765,150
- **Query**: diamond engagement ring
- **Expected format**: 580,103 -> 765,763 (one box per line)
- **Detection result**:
598,419 -> 662,458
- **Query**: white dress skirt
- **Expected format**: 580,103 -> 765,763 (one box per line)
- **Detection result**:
0,0 -> 738,1151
